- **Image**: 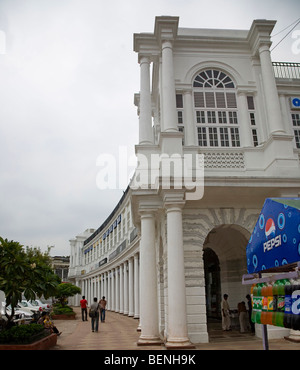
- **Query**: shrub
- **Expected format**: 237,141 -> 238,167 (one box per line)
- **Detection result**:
53,304 -> 75,315
0,324 -> 46,344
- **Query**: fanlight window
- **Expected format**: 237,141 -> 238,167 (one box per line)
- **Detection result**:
193,69 -> 235,89
193,69 -> 240,148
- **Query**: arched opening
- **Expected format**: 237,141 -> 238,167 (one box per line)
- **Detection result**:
203,224 -> 251,334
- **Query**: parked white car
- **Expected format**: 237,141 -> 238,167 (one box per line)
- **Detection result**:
4,304 -> 34,324
19,301 -> 42,320
30,299 -> 52,312
20,300 -> 43,313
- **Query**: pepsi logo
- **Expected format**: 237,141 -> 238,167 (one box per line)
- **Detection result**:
265,218 -> 276,239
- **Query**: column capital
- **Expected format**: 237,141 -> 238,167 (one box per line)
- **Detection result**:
138,198 -> 161,217
161,39 -> 173,50
258,43 -> 271,55
138,54 -> 152,65
163,191 -> 185,210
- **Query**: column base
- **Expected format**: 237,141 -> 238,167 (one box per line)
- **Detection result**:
165,338 -> 195,349
285,329 -> 300,343
137,336 -> 163,346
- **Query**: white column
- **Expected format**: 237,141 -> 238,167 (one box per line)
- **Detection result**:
107,270 -> 111,310
165,201 -> 194,348
123,261 -> 129,315
134,253 -> 140,319
128,257 -> 134,317
259,44 -> 286,134
115,267 -> 120,312
279,94 -> 292,134
97,276 -> 101,301
119,264 -> 124,314
111,269 -> 115,311
161,40 -> 178,133
137,212 -> 162,345
183,90 -> 197,146
83,280 -> 86,300
104,272 -> 107,301
139,56 -> 153,145
237,91 -> 253,147
100,274 -> 103,298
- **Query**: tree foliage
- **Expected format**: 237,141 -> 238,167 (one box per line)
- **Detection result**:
55,283 -> 81,306
0,237 -> 60,324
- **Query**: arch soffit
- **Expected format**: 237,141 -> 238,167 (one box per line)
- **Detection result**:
184,61 -> 244,87
185,208 -> 259,259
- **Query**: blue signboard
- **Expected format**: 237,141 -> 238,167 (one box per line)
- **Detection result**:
246,198 -> 300,274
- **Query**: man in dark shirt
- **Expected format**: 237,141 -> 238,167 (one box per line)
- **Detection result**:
246,294 -> 255,333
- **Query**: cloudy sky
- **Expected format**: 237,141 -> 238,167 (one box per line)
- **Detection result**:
0,0 -> 299,256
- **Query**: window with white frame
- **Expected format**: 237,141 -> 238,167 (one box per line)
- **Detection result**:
247,96 -> 259,147
176,94 -> 184,144
291,112 -> 300,148
193,69 -> 240,148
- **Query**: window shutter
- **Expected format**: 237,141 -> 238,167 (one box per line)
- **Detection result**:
194,92 -> 205,107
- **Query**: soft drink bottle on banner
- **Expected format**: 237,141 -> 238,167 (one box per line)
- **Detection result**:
252,284 -> 262,324
261,283 -> 268,325
266,282 -> 274,325
273,279 -> 279,296
278,279 -> 286,296
273,280 -> 285,327
256,296 -> 262,324
261,282 -> 267,297
272,280 -> 278,326
257,282 -> 263,296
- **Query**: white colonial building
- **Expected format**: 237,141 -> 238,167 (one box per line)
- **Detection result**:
68,16 -> 300,347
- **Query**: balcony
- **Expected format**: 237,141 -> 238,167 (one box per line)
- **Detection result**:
272,62 -> 300,79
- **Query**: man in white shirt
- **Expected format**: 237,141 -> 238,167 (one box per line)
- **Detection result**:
221,294 -> 231,331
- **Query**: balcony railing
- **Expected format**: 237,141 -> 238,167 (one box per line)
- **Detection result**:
272,62 -> 300,79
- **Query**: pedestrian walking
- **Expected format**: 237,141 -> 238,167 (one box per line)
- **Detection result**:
80,295 -> 88,321
221,294 -> 231,331
99,296 -> 107,322
89,297 -> 100,332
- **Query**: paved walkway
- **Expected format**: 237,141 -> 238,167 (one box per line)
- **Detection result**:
51,306 -> 300,350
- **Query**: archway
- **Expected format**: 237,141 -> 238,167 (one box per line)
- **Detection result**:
203,224 -> 251,332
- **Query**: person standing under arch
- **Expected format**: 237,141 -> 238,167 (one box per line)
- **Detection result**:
221,294 -> 231,331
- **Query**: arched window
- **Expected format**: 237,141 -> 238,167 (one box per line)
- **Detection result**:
193,69 -> 240,148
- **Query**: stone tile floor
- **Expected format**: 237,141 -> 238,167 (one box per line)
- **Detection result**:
51,306 -> 300,351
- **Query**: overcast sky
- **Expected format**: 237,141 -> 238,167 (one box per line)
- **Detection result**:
0,0 -> 299,256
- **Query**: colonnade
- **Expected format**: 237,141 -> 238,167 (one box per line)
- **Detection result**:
80,252 -> 140,320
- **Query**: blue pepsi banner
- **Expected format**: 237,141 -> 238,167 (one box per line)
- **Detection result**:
246,198 -> 300,274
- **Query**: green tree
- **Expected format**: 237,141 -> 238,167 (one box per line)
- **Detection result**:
55,283 -> 81,306
0,237 -> 60,326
